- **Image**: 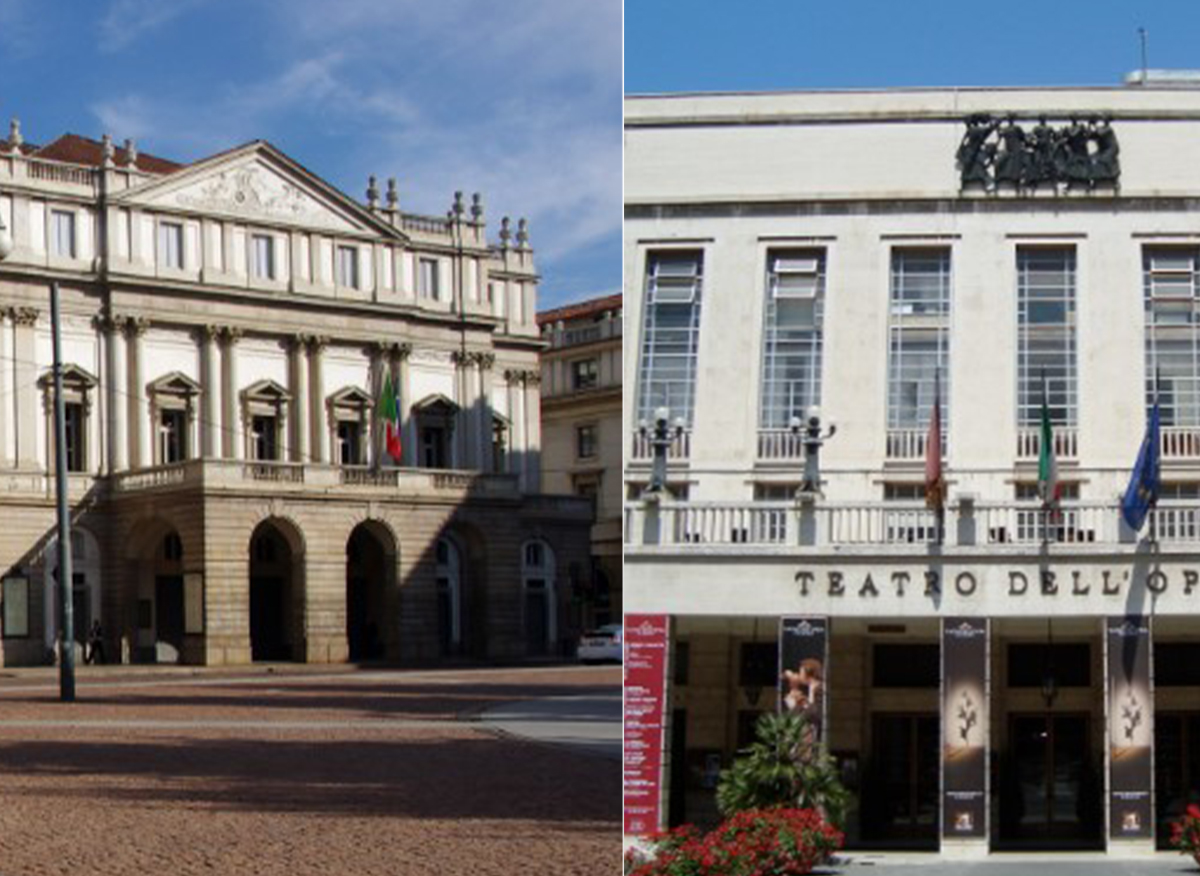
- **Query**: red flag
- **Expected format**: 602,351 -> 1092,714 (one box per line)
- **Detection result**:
925,375 -> 944,510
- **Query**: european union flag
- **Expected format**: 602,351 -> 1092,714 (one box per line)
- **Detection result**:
1121,402 -> 1160,532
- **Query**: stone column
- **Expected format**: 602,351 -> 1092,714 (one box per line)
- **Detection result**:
103,315 -> 128,473
124,316 -> 150,469
523,368 -> 542,491
220,327 -> 242,459
308,335 -> 328,464
451,351 -> 471,469
477,353 -> 495,473
396,343 -> 413,467
198,325 -> 220,457
288,333 -> 310,463
504,369 -> 525,481
11,307 -> 39,469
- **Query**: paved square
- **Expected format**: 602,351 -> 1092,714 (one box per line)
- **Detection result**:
0,664 -> 620,876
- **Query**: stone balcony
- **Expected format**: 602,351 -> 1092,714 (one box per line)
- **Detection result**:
624,498 -> 1193,553
106,459 -> 592,519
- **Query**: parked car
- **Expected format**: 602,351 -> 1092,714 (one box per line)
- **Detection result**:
576,623 -> 623,663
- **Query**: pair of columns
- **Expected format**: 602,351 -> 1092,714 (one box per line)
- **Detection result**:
504,366 -> 541,491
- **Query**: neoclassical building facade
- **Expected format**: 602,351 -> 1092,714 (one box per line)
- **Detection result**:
0,124 -> 592,667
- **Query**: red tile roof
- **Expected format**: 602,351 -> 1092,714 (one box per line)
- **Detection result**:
32,134 -> 184,175
537,292 -> 622,325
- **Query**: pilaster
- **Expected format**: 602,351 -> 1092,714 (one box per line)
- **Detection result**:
123,315 -> 150,469
220,327 -> 242,459
11,307 -> 39,469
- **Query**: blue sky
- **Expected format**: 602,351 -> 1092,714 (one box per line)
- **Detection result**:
0,0 -> 620,309
626,1 -> 1200,94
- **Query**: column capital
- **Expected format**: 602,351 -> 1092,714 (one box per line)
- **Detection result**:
395,342 -> 412,361
121,315 -> 150,337
288,332 -> 313,352
8,306 -> 38,327
472,351 -> 496,371
221,326 -> 243,344
450,349 -> 472,367
307,334 -> 330,354
197,323 -> 223,343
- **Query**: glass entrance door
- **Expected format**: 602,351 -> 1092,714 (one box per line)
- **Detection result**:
1000,714 -> 1101,847
863,713 -> 939,848
1156,713 -> 1200,849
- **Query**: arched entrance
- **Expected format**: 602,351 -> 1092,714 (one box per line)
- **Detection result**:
249,519 -> 303,661
521,540 -> 556,656
43,528 -> 101,659
435,536 -> 462,656
346,521 -> 394,661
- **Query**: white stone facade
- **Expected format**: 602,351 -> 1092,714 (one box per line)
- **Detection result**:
624,85 -> 1200,854
0,128 -> 592,668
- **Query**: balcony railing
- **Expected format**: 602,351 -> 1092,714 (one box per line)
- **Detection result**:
1161,426 -> 1200,459
1017,426 -> 1077,460
630,429 -> 690,461
625,498 -> 1194,549
757,429 -> 804,460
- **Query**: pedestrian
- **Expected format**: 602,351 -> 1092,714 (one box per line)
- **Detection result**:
85,619 -> 105,665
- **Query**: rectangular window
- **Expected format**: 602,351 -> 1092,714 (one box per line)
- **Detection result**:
337,420 -> 362,465
2,576 -> 28,638
572,358 -> 599,390
873,644 -> 939,688
160,409 -> 187,464
159,222 -> 184,269
576,424 -> 598,459
638,251 -> 703,427
754,483 -> 797,501
760,249 -> 823,429
1145,247 -> 1200,426
64,402 -> 85,472
738,642 -> 777,688
421,426 -> 447,468
251,234 -> 275,280
419,258 -> 440,299
51,210 -> 76,258
251,414 -> 278,460
888,249 -> 950,434
1155,643 -> 1200,686
1008,642 -> 1090,688
336,245 -> 359,289
883,483 -> 927,501
1018,247 -> 1077,427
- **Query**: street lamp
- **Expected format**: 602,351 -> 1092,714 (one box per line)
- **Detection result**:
0,211 -> 74,701
793,405 -> 836,496
640,406 -> 684,496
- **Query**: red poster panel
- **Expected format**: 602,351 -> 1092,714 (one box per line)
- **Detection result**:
623,614 -> 670,836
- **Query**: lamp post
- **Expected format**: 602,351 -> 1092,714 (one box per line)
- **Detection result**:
0,213 -> 75,701
794,406 -> 836,496
640,406 -> 683,496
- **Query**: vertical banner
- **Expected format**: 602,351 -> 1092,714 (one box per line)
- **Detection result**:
779,617 -> 828,743
942,617 -> 988,839
623,614 -> 670,836
1107,615 -> 1152,840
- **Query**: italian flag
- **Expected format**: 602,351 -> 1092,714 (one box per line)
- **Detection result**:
1037,390 -> 1060,507
380,371 -> 402,461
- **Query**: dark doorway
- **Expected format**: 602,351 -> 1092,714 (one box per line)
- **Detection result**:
155,575 -> 184,659
861,713 -> 939,848
999,714 -> 1101,848
524,582 -> 548,655
249,524 -> 294,661
346,525 -> 388,661
1156,713 -> 1200,849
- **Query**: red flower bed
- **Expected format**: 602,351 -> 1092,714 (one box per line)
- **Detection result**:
1171,803 -> 1200,866
625,807 -> 843,876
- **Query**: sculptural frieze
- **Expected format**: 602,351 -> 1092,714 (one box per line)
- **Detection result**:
173,164 -> 355,231
957,114 -> 1120,193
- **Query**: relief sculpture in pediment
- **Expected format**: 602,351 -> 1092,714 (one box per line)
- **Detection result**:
173,164 -> 354,232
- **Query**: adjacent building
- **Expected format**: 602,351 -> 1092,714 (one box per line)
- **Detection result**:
538,293 -> 623,630
0,122 -> 592,668
624,79 -> 1200,856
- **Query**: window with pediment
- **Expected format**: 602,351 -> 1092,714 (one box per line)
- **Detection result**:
38,364 -> 97,473
412,394 -> 458,469
327,385 -> 373,466
148,372 -> 201,465
240,379 -> 291,462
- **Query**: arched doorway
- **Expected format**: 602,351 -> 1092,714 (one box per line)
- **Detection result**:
346,522 -> 393,661
249,519 -> 303,661
44,528 -> 101,659
435,536 -> 462,656
521,540 -> 556,656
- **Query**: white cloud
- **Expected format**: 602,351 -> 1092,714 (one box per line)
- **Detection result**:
97,0 -> 210,53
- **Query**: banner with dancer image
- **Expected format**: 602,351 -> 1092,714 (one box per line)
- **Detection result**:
942,617 -> 988,839
1107,615 -> 1152,840
778,617 -> 827,744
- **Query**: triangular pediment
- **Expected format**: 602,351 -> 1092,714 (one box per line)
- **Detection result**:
412,393 -> 458,416
328,385 -> 374,408
241,378 -> 291,403
114,142 -> 405,240
148,371 -> 201,396
37,364 -> 97,389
